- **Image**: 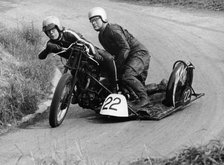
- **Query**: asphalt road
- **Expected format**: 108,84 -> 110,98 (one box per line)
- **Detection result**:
0,0 -> 224,164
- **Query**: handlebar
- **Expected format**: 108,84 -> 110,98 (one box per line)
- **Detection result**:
53,41 -> 99,65
54,41 -> 88,55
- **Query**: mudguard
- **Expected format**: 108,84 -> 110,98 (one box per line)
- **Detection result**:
163,60 -> 194,107
100,93 -> 129,117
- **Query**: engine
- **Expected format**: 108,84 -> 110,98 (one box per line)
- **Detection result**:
76,58 -> 105,110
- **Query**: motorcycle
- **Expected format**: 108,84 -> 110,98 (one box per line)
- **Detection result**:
49,41 -> 204,127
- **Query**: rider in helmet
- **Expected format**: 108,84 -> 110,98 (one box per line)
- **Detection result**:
88,7 -> 151,109
39,16 -> 97,59
38,16 -> 118,103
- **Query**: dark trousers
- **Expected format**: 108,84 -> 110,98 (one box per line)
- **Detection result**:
121,51 -> 150,99
98,49 -> 118,90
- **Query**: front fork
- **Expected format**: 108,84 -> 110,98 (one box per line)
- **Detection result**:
61,68 -> 78,109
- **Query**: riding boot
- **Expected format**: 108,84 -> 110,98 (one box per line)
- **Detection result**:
145,78 -> 168,95
134,92 -> 149,108
158,78 -> 168,91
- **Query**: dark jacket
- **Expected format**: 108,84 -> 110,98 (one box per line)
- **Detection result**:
98,23 -> 149,69
38,29 -> 89,59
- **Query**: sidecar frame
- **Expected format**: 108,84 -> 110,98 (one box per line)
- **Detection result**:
99,60 -> 205,119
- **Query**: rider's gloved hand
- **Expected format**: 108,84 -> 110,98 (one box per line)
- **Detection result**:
94,49 -> 104,61
47,42 -> 64,53
96,48 -> 114,61
78,39 -> 96,56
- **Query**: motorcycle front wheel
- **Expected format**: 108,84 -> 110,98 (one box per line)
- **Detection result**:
49,73 -> 72,128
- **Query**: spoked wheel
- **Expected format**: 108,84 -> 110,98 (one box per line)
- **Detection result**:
49,73 -> 73,128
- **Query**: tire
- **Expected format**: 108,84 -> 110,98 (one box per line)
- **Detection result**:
164,61 -> 193,107
49,73 -> 72,128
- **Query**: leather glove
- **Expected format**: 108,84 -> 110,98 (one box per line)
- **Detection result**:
94,49 -> 104,61
97,48 -> 114,61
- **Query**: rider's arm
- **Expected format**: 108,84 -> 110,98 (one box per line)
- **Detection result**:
38,48 -> 49,59
64,29 -> 96,55
47,42 -> 64,53
109,27 -> 130,69
38,41 -> 64,59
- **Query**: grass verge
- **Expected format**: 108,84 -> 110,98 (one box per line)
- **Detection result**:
131,140 -> 224,165
0,23 -> 55,128
114,0 -> 224,11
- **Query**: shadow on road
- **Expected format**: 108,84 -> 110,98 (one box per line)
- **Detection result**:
86,114 -> 137,124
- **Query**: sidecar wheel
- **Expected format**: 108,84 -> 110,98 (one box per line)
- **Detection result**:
164,61 -> 193,107
49,73 -> 72,128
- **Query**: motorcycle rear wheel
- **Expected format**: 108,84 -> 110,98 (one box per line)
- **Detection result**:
49,73 -> 72,128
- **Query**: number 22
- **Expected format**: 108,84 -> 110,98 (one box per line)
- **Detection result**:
102,96 -> 121,111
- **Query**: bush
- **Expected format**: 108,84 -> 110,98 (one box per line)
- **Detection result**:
0,23 -> 55,126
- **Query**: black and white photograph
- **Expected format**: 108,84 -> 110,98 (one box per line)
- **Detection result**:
0,0 -> 223,164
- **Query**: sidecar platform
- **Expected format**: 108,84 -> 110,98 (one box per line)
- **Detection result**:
100,60 -> 205,120
133,60 -> 206,120
135,92 -> 205,120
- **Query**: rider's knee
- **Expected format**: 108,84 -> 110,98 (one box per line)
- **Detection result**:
121,73 -> 134,82
104,55 -> 114,62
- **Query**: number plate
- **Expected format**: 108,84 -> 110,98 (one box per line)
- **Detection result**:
100,94 -> 129,117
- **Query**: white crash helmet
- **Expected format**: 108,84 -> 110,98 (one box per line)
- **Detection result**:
42,16 -> 63,32
88,7 -> 108,23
